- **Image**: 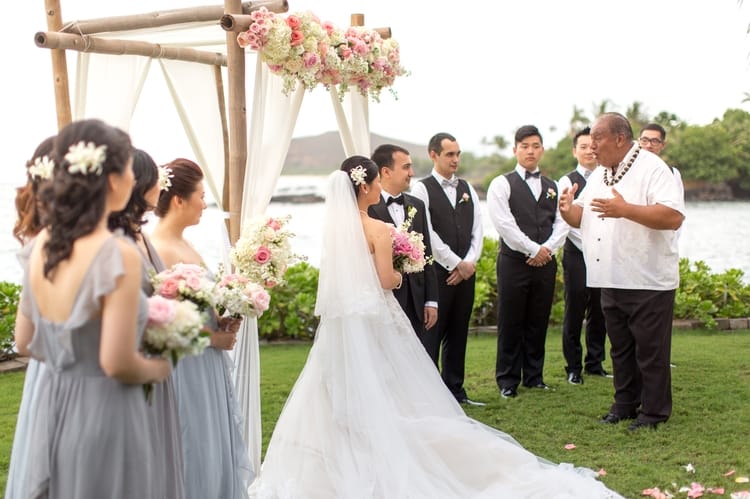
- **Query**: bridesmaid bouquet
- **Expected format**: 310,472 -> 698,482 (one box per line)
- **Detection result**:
391,206 -> 432,274
214,272 -> 272,319
151,263 -> 215,311
230,215 -> 303,288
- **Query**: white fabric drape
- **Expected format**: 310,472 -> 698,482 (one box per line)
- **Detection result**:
233,57 -> 305,471
330,88 -> 371,156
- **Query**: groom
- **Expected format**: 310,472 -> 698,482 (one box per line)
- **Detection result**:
369,144 -> 439,352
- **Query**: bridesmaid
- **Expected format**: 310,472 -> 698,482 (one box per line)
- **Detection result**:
150,157 -> 253,499
14,119 -> 171,498
5,136 -> 55,499
107,148 -> 185,498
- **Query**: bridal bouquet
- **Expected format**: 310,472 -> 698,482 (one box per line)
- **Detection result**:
391,206 -> 432,274
230,215 -> 303,288
141,295 -> 209,402
151,263 -> 215,311
214,272 -> 271,319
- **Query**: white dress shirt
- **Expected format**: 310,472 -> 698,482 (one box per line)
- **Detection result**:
557,165 -> 594,252
381,190 -> 405,226
410,170 -> 483,271
486,165 -> 567,257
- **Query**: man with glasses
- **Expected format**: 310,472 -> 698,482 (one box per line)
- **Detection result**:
639,124 -> 685,220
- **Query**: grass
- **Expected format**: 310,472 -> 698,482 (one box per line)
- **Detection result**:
3,328 -> 750,498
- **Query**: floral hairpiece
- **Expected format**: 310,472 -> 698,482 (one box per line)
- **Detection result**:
158,165 -> 174,192
349,165 -> 367,186
28,155 -> 54,180
65,141 -> 107,176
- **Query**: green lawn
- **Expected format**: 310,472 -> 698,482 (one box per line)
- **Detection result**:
3,328 -> 750,498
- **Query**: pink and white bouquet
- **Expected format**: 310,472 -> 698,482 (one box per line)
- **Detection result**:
391,206 -> 432,274
151,263 -> 215,311
214,272 -> 271,319
230,215 -> 303,288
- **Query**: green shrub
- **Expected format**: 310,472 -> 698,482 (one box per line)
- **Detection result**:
675,258 -> 750,327
471,238 -> 498,327
0,282 -> 21,361
259,262 -> 320,340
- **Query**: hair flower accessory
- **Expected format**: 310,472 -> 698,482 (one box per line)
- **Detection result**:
459,192 -> 470,204
158,165 -> 174,191
546,187 -> 557,200
28,155 -> 54,180
349,165 -> 367,186
65,141 -> 107,176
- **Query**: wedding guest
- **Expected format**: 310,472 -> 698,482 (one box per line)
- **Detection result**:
369,144 -> 438,354
107,148 -> 185,499
411,133 -> 484,406
487,125 -> 567,398
559,112 -> 684,431
13,118 -> 171,498
558,127 -> 609,385
5,136 -> 55,499
150,157 -> 253,499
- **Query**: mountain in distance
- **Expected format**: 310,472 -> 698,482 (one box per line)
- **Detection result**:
282,131 -> 432,176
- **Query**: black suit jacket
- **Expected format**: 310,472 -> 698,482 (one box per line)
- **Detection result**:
368,193 -> 439,327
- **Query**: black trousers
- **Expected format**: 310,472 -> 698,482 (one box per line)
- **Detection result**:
561,248 -> 606,375
601,288 -> 675,424
423,266 -> 475,400
495,253 -> 557,389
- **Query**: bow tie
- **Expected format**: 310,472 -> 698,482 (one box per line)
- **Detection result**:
441,178 -> 459,188
386,195 -> 404,206
525,170 -> 541,180
583,169 -> 592,180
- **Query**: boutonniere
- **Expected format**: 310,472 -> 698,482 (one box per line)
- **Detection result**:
459,193 -> 470,204
546,187 -> 556,200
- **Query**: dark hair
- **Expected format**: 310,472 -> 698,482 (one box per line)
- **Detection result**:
40,119 -> 132,278
154,158 -> 204,217
640,122 -> 666,141
108,148 -> 159,239
371,144 -> 409,172
600,112 -> 634,140
515,125 -> 543,145
427,132 -> 456,155
573,126 -> 591,147
340,155 -> 378,198
13,135 -> 55,243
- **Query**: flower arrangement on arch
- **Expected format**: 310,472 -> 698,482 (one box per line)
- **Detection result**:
230,215 -> 304,288
390,206 -> 433,274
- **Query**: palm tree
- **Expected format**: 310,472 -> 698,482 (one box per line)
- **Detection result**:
568,105 -> 590,137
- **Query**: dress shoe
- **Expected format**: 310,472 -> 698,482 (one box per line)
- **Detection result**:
599,412 -> 636,424
530,382 -> 550,390
567,373 -> 583,385
585,368 -> 613,378
459,397 -> 487,407
500,387 -> 518,399
628,420 -> 661,432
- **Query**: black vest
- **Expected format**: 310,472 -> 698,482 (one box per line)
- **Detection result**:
564,170 -> 586,253
501,171 -> 557,259
420,176 -> 474,259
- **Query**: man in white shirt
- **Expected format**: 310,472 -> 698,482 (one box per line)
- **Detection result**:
559,113 -> 685,431
486,125 -> 567,399
411,133 -> 484,406
558,127 -> 609,385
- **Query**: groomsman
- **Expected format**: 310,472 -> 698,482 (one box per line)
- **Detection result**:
487,125 -> 567,399
558,127 -> 609,385
411,133 -> 484,406
369,144 -> 439,349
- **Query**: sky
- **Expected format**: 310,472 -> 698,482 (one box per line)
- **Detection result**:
1,0 -> 749,184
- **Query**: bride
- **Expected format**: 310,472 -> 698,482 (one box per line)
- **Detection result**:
249,156 -> 623,498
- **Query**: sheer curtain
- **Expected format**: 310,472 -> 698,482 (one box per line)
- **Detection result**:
330,88 -> 371,156
233,57 -> 305,471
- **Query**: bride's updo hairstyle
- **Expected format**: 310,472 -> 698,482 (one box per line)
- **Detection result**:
13,135 -> 56,244
41,119 -> 132,278
154,158 -> 203,217
340,155 -> 378,198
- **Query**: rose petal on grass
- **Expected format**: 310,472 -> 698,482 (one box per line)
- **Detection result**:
598,468 -> 607,477
730,491 -> 750,499
564,443 -> 576,450
707,487 -> 724,495
724,470 -> 737,477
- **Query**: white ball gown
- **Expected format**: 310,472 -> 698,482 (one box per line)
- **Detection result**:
249,171 -> 623,499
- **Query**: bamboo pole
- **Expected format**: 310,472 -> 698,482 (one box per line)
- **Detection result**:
214,65 -> 231,223
60,0 -> 288,35
225,0 -> 247,244
45,0 -> 72,130
35,31 -> 227,66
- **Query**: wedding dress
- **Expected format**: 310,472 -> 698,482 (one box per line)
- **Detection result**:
249,171 -> 623,499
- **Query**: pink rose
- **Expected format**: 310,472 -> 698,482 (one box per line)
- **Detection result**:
250,288 -> 271,312
321,21 -> 335,35
303,51 -> 319,69
147,296 -> 176,325
266,218 -> 282,231
184,275 -> 203,291
290,30 -> 304,46
264,279 -> 277,289
285,15 -> 301,29
255,246 -> 271,264
158,277 -> 180,299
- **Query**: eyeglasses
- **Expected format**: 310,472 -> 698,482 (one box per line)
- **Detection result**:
639,137 -> 664,146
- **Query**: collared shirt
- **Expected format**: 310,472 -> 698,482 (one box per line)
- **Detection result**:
381,190 -> 405,226
573,144 -> 686,290
486,164 -> 567,257
410,170 -> 484,271
558,164 -> 595,252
